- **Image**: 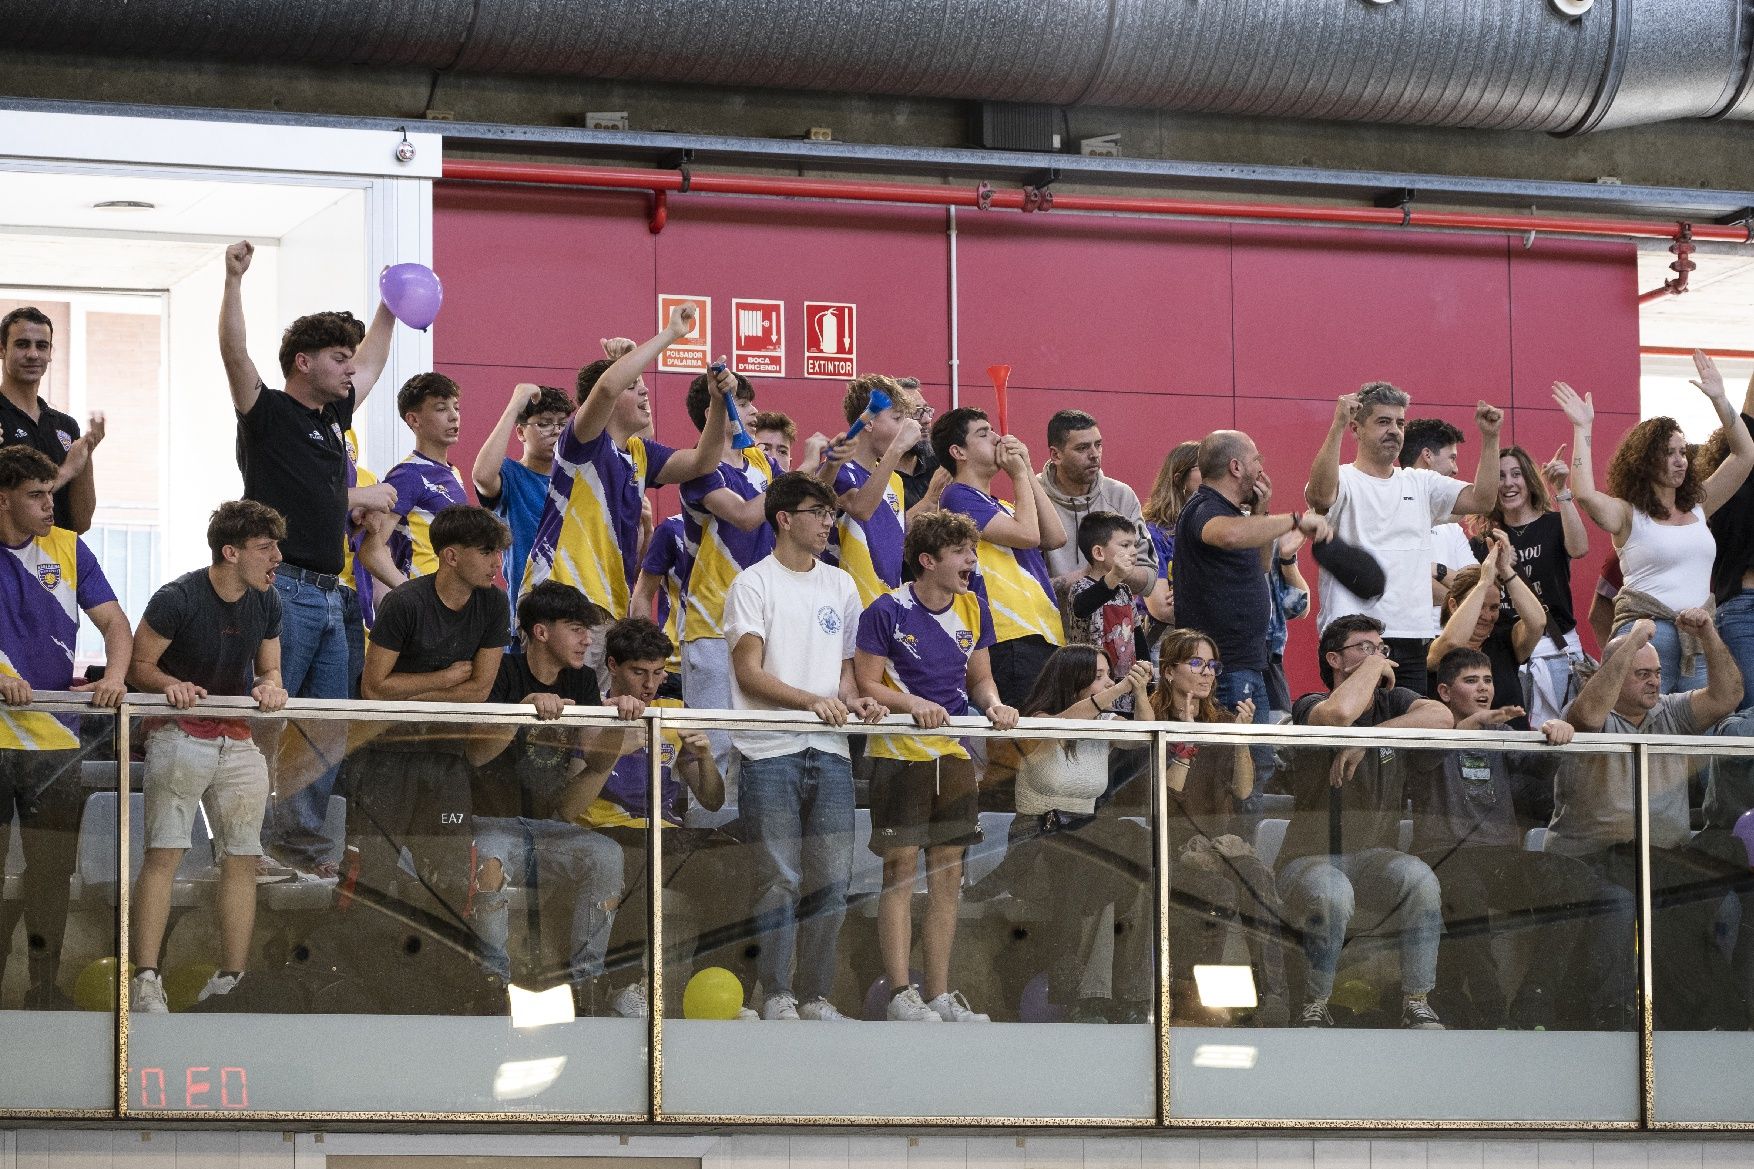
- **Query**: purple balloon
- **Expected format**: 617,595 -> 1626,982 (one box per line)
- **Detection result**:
379,263 -> 443,331
1019,972 -> 1065,1023
1734,809 -> 1754,868
863,970 -> 924,1021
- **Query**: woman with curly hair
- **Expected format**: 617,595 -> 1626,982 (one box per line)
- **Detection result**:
1553,351 -> 1754,691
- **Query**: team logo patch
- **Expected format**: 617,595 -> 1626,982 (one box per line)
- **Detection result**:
55,430 -> 74,452
817,605 -> 842,634
36,562 -> 62,590
954,628 -> 975,652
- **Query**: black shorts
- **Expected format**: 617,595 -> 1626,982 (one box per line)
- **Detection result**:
868,755 -> 981,855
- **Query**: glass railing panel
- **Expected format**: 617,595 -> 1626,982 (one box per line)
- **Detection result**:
1646,731 -> 1754,1124
1167,730 -> 1640,1124
658,713 -> 1159,1121
0,697 -> 119,1112
119,701 -> 648,1118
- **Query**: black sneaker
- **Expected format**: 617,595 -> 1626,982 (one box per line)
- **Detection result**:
1297,998 -> 1334,1027
1402,996 -> 1445,1030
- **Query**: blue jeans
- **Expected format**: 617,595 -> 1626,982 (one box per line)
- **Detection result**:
1716,589 -> 1754,712
472,817 -> 624,985
1217,667 -> 1275,822
1280,847 -> 1442,1001
1615,617 -> 1707,696
739,749 -> 853,1002
264,575 -> 353,868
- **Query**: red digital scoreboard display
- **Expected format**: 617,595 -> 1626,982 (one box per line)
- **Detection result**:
137,1065 -> 250,1109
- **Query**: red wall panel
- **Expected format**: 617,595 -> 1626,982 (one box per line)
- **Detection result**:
433,183 -> 1641,697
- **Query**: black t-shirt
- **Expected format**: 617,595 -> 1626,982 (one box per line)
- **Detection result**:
475,652 -> 603,821
141,569 -> 281,695
1174,485 -> 1269,671
1709,412 -> 1754,604
0,393 -> 81,530
1472,511 -> 1574,643
236,381 -> 353,575
1282,685 -> 1421,866
371,575 -> 510,675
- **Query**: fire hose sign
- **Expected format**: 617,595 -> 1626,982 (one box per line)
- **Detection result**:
732,299 -> 785,377
804,302 -> 856,379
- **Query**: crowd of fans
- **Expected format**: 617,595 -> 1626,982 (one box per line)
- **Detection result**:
3,235 -> 1754,1034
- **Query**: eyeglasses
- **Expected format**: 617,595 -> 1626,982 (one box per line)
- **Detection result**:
1340,641 -> 1394,657
906,404 -> 934,421
523,418 -> 568,433
790,506 -> 841,522
1180,657 -> 1224,675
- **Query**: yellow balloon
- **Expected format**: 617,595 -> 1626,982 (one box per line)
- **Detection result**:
73,957 -> 122,1013
682,967 -> 745,1020
164,963 -> 219,1012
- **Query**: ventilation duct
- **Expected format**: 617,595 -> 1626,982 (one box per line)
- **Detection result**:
11,0 -> 1754,135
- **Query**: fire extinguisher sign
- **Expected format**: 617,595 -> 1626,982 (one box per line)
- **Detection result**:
803,302 -> 856,380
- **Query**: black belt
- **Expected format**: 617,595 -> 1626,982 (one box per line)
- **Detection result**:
278,563 -> 344,591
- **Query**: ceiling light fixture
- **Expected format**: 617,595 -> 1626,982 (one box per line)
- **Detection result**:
92,200 -> 156,211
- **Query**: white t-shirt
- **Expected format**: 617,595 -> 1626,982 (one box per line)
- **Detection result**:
724,554 -> 863,762
1318,464 -> 1465,639
1430,521 -> 1478,630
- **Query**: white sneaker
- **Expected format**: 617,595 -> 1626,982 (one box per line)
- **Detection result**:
131,970 -> 168,1013
737,1006 -> 760,1020
197,972 -> 241,1003
762,992 -> 801,1020
612,984 -> 649,1019
928,989 -> 991,1023
253,857 -> 298,885
886,985 -> 944,1022
798,997 -> 853,1021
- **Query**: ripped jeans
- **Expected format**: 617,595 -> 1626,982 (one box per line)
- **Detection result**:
472,816 -> 624,986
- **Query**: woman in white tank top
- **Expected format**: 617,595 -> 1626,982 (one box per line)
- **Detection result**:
1554,353 -> 1754,691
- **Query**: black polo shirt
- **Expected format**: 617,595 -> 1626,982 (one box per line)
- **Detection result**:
236,381 -> 353,576
1174,484 -> 1270,672
0,392 -> 81,529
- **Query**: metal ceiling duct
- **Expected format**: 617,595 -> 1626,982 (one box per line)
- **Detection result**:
10,0 -> 1754,134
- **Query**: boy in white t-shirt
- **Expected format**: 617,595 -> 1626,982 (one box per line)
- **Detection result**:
725,472 -> 887,1021
1305,381 -> 1502,695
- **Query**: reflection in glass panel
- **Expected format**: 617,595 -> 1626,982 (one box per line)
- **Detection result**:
1649,732 -> 1754,1124
1169,736 -> 1638,1123
663,715 -> 1157,1121
0,703 -> 118,1110
122,710 -> 645,1116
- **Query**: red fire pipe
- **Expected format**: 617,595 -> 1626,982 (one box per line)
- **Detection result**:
441,158 -> 1754,244
1640,345 -> 1754,359
1637,224 -> 1698,303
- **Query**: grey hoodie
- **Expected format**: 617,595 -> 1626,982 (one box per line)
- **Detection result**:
1035,465 -> 1155,581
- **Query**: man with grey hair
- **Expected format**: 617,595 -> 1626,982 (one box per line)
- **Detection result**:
1306,382 -> 1502,695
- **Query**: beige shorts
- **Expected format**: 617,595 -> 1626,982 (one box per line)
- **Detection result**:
143,725 -> 269,857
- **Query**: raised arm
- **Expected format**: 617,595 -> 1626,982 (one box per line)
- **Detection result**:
1199,508 -> 1330,552
1566,618 -> 1652,732
219,241 -> 264,415
575,303 -> 695,446
1679,607 -> 1745,726
837,419 -> 922,522
1305,392 -> 1357,513
1690,351 -> 1754,518
1501,554 -> 1549,663
1428,543 -> 1502,670
655,364 -> 732,485
1020,444 -> 1069,552
1540,444 -> 1590,558
473,383 -> 542,503
350,302 -> 398,407
1551,381 -> 1632,542
61,414 -> 101,535
1451,400 -> 1504,515
1305,652 -> 1397,727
